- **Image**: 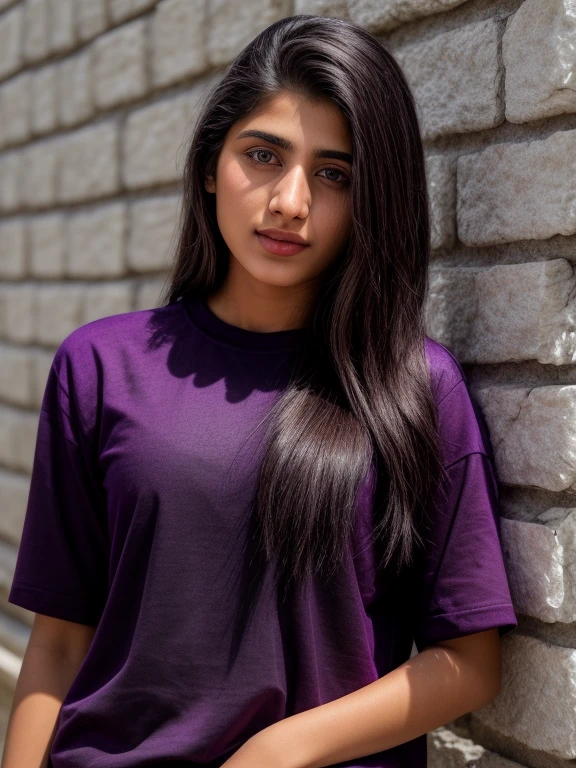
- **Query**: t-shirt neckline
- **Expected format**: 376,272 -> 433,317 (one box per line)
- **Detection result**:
180,294 -> 309,352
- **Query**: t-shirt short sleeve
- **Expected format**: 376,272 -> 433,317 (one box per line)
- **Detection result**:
408,372 -> 518,653
8,334 -> 109,627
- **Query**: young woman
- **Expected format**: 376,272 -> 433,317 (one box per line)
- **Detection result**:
4,14 -> 517,768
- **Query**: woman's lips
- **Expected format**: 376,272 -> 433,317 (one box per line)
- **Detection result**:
256,232 -> 309,256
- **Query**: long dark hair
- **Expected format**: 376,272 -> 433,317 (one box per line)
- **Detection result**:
158,14 -> 446,611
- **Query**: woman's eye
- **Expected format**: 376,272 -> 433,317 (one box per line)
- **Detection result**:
319,167 -> 350,185
244,149 -> 350,185
245,148 -> 278,165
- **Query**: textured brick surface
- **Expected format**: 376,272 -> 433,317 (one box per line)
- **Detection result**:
128,195 -> 180,271
504,0 -> 576,123
123,90 -> 201,187
93,19 -> 149,109
457,129 -> 576,246
501,511 -> 576,625
66,203 -> 127,277
474,634 -> 576,759
57,49 -> 95,127
30,65 -> 58,136
58,122 -> 120,202
29,213 -> 66,277
49,0 -> 76,54
427,259 -> 576,365
0,153 -> 22,213
0,221 -> 26,280
0,73 -> 32,147
0,6 -> 23,80
395,19 -> 503,140
75,0 -> 109,42
347,0 -> 470,32
476,384 -> 576,492
20,138 -> 60,208
23,0 -> 50,64
151,0 -> 207,86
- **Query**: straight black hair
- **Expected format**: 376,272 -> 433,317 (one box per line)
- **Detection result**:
158,14 -> 446,634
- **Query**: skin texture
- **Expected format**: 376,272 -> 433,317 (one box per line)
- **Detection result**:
203,90 -> 353,332
1,614 -> 97,768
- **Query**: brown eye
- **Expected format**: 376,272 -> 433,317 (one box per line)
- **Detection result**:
245,148 -> 278,165
319,167 -> 350,185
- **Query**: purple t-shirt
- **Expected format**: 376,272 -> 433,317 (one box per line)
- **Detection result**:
8,294 -> 518,768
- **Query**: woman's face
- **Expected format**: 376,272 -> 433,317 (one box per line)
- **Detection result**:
205,90 -> 353,294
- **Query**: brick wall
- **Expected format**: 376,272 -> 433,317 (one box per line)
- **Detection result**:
0,0 -> 572,764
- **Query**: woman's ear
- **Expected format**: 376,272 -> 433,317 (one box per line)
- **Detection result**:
205,175 -> 216,193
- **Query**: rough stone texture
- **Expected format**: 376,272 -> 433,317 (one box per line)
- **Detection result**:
294,0 -> 349,19
57,49 -> 95,128
29,214 -> 66,277
0,153 -> 22,213
128,195 -> 180,271
504,0 -> 576,124
475,384 -> 576,493
426,152 -> 456,250
0,345 -> 35,408
0,405 -> 38,474
75,0 -> 109,42
48,0 -> 76,54
457,129 -> 576,246
30,65 -> 58,136
123,90 -> 201,187
500,511 -> 576,625
207,0 -> 292,67
84,283 -> 133,324
23,0 -> 50,64
347,0 -> 470,33
395,19 -> 503,141
93,19 -> 149,109
428,725 -> 486,767
0,5 -> 23,80
35,283 -> 85,345
20,138 -> 60,208
66,203 -> 127,277
0,221 -> 26,280
474,634 -> 576,759
135,278 -> 165,309
0,73 -> 32,146
151,0 -> 207,87
4,285 -> 35,344
110,0 -> 159,24
0,473 -> 30,548
58,122 -> 120,203
427,259 -> 576,366
0,287 -> 7,338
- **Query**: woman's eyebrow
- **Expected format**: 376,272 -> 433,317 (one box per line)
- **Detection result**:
236,129 -> 353,164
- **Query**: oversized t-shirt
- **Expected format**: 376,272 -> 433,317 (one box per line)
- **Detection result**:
8,294 -> 518,768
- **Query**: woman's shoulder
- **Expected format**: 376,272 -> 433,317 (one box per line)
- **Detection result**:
54,304 -> 175,365
51,303 -> 179,386
423,335 -> 465,406
424,335 -> 492,463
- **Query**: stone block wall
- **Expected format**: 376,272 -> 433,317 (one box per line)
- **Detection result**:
0,0 -> 572,764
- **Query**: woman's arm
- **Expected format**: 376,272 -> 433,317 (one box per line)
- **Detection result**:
1,614 -> 96,768
227,628 -> 502,768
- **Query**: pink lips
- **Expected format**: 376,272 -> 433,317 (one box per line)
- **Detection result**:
256,232 -> 309,256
